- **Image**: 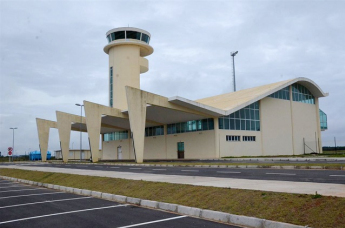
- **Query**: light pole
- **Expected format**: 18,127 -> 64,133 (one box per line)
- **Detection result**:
75,104 -> 84,162
231,51 -> 238,92
9,127 -> 17,162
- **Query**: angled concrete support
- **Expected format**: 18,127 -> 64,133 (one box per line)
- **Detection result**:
56,111 -> 86,163
36,118 -> 57,162
84,101 -> 128,162
125,87 -> 147,163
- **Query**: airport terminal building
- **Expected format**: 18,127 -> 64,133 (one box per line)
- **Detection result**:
36,27 -> 328,163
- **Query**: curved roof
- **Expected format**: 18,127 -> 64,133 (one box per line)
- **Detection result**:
169,77 -> 328,116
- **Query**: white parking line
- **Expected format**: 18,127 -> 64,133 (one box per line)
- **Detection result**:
0,192 -> 64,200
0,182 -> 18,185
110,167 -> 120,169
0,185 -> 22,189
217,171 -> 241,174
181,170 -> 199,172
330,175 -> 345,177
117,215 -> 187,228
266,173 -> 296,176
0,204 -> 127,224
0,196 -> 92,209
0,188 -> 40,193
65,165 -> 71,166
152,169 -> 167,171
77,166 -> 88,168
129,168 -> 142,170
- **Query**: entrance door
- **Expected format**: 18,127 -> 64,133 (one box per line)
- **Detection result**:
177,142 -> 184,159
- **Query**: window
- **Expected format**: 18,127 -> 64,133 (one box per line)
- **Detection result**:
167,118 -> 214,135
107,35 -> 111,43
292,84 -> 315,104
145,126 -> 164,137
126,31 -> 141,40
243,136 -> 256,142
219,101 -> 260,131
226,135 -> 240,141
268,86 -> 290,100
104,131 -> 129,141
141,33 -> 150,44
109,67 -> 113,107
319,109 -> 327,130
114,31 -> 125,39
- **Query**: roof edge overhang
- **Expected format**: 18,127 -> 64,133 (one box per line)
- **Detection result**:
168,77 -> 328,117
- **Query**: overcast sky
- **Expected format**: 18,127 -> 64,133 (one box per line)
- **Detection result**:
1,0 -> 344,155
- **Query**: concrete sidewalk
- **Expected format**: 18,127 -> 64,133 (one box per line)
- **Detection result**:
2,165 -> 345,197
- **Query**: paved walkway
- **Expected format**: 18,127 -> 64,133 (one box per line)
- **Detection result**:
2,165 -> 345,197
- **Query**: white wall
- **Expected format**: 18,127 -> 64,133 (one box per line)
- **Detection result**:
261,97 -> 294,156
219,130 -> 262,157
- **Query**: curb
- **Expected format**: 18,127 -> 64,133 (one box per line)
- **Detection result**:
18,160 -> 343,170
0,175 -> 309,228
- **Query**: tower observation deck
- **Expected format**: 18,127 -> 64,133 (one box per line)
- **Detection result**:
104,27 -> 154,110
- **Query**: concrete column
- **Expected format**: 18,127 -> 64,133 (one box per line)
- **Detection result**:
315,98 -> 323,153
36,118 -> 56,162
56,112 -> 72,163
126,86 -> 147,163
213,118 -> 220,158
84,101 -> 102,162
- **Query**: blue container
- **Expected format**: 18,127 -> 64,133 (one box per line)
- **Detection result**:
29,151 -> 51,161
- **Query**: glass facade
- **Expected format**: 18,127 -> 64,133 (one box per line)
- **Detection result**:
167,118 -> 214,134
292,84 -> 315,104
219,102 -> 260,131
104,131 -> 128,141
145,126 -> 164,137
319,109 -> 328,130
268,86 -> 290,100
109,67 -> 113,107
107,30 -> 150,44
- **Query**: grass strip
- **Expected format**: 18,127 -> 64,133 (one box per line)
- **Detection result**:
1,168 -> 344,228
97,161 -> 344,169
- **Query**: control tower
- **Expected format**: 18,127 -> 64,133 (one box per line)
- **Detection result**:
104,27 -> 154,110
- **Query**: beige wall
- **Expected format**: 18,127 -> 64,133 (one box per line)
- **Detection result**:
219,130 -> 262,157
166,130 -> 215,159
144,136 -> 166,159
291,101 -> 318,154
109,45 -> 142,110
102,139 -> 135,160
55,150 -> 101,160
261,97 -> 294,156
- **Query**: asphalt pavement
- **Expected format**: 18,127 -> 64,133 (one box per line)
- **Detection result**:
6,163 -> 345,184
0,180 -> 239,228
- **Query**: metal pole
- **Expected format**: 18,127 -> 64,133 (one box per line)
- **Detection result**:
80,105 -> 82,162
9,128 -> 17,162
232,55 -> 236,92
230,51 -> 238,92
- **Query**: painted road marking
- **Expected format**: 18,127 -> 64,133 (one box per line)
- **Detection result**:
0,192 -> 64,200
181,170 -> 199,172
330,175 -> 345,177
0,182 -> 19,185
266,173 -> 296,176
65,165 -> 71,166
110,167 -> 120,169
0,196 -> 92,209
217,171 -> 241,174
152,169 -> 167,171
0,185 -> 22,189
0,188 -> 40,193
129,168 -> 142,170
117,215 -> 187,228
77,166 -> 88,168
0,205 -> 127,224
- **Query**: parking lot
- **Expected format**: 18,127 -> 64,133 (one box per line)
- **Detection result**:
0,179 -> 239,228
